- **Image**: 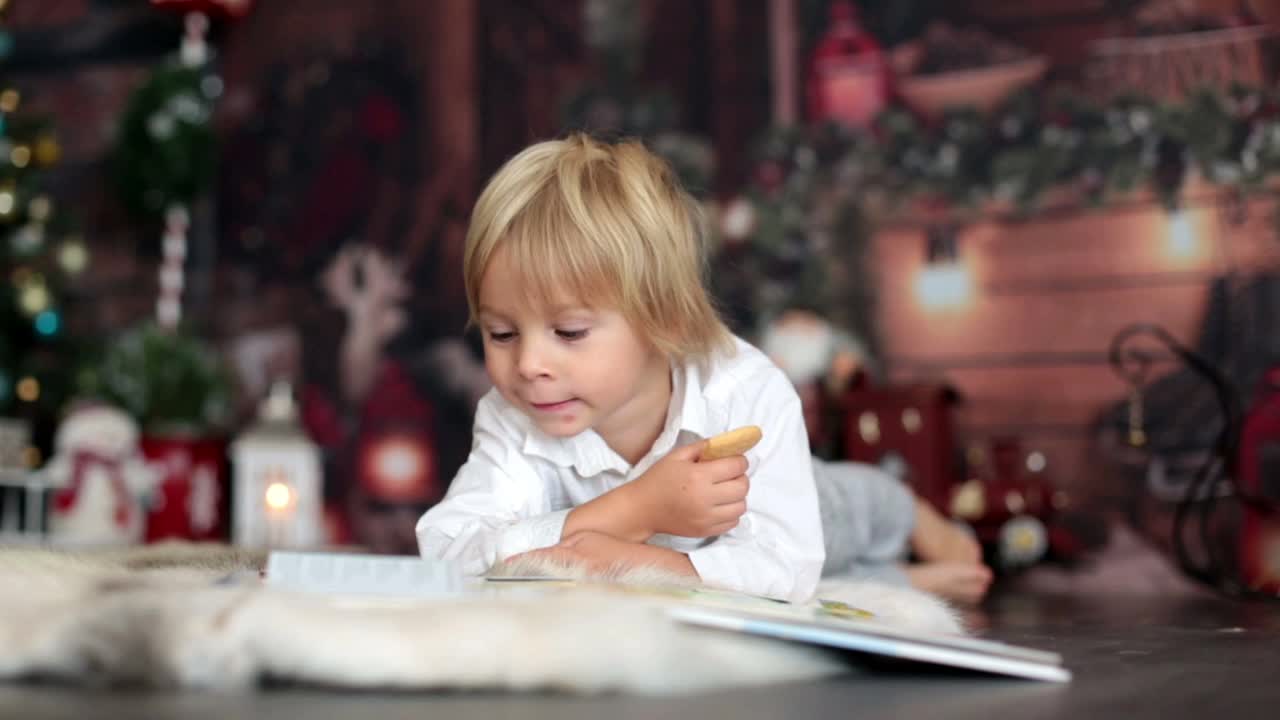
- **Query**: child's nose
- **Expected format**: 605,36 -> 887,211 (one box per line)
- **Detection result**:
516,339 -> 551,380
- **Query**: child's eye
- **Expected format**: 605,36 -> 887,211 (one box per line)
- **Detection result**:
487,330 -> 516,343
556,329 -> 589,341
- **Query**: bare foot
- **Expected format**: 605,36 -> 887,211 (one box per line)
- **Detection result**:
910,498 -> 982,564
905,562 -> 994,605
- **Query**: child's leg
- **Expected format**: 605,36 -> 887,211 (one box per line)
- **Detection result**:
905,562 -> 993,605
814,457 -> 992,604
842,560 -> 912,587
813,458 -> 917,577
910,496 -> 982,564
906,498 -> 992,604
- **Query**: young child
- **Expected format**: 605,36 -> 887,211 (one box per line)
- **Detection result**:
415,134 -> 825,603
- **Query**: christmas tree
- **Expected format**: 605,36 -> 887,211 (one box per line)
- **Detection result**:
0,3 -> 86,457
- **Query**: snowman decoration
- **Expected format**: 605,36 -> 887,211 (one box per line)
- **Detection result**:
45,405 -> 157,545
760,309 -> 870,394
760,309 -> 871,452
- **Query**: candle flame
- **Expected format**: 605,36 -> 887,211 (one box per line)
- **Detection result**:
265,481 -> 293,510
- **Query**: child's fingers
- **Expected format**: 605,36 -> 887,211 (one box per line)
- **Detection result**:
716,500 -> 747,521
711,477 -> 749,504
517,546 -> 582,567
705,517 -> 741,536
702,455 -> 749,479
671,439 -> 708,462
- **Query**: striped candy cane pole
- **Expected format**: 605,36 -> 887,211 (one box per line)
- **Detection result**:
154,11 -> 208,332
180,11 -> 210,68
156,204 -> 187,331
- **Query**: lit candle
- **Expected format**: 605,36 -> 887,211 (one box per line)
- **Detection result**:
263,470 -> 293,548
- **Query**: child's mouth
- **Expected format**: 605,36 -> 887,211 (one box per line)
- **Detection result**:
530,399 -> 577,412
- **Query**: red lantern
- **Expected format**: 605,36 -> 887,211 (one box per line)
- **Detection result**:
806,1 -> 891,129
150,0 -> 255,20
1238,367 -> 1280,595
357,430 -> 438,503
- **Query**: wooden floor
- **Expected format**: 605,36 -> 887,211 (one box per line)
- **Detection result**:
3,591 -> 1279,719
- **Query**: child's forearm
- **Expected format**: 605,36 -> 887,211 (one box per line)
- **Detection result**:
636,544 -> 698,577
563,484 -> 654,542
512,530 -> 698,578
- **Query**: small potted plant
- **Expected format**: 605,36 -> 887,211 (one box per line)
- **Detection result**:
77,322 -> 233,542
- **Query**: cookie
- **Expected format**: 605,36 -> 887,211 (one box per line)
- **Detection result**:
701,426 -> 763,461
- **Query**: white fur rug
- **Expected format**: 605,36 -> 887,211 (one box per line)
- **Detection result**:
0,544 -> 961,694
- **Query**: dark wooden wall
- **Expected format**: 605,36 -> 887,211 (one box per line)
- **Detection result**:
875,190 -> 1280,502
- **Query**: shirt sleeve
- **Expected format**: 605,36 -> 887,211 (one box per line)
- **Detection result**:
686,368 -> 826,603
415,394 -> 569,575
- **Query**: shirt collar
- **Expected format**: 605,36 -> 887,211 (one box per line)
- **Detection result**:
520,356 -> 712,476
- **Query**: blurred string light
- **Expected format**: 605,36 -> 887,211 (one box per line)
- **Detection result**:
15,376 -> 39,403
0,86 -> 15,141
916,225 -> 972,310
0,0 -> 79,429
1166,208 -> 1198,260
9,222 -> 43,254
0,181 -> 15,219
9,142 -> 28,167
59,237 -> 89,274
34,132 -> 59,166
34,309 -> 60,336
27,194 -> 51,222
18,275 -> 49,315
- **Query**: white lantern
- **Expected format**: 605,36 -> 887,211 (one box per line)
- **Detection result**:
231,381 -> 322,549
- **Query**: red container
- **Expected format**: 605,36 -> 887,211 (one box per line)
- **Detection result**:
139,434 -> 229,542
841,383 -> 959,511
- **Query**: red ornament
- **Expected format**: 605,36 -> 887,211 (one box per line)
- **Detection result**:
355,361 -> 441,504
1238,366 -> 1280,595
806,1 -> 891,129
150,0 -> 255,20
357,430 -> 438,503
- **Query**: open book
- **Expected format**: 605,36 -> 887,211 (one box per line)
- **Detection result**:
265,552 -> 1070,683
484,576 -> 1071,682
664,601 -> 1070,683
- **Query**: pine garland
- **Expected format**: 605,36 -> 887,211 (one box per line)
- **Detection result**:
722,84 -> 1280,350
870,85 -> 1280,212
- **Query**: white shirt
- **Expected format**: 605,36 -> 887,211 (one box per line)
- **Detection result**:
415,337 -> 825,603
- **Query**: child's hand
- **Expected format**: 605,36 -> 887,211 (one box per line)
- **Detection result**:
631,441 -> 750,539
510,531 -> 697,576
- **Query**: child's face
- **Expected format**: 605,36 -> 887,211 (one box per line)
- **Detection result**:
476,249 -> 670,447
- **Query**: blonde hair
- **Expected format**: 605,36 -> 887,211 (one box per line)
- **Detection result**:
463,133 -> 733,362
